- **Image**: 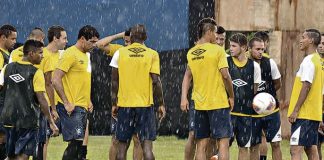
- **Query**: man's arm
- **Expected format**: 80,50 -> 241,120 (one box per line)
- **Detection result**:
180,66 -> 192,112
288,81 -> 311,123
111,68 -> 119,119
220,68 -> 234,109
96,32 -> 124,53
151,73 -> 166,120
44,71 -> 59,119
273,78 -> 282,91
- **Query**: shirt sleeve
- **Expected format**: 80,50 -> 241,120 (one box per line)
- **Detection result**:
0,54 -> 4,70
33,69 -> 46,92
0,65 -> 6,85
300,58 -> 315,83
254,62 -> 262,84
109,50 -> 119,68
107,44 -> 123,57
150,52 -> 160,75
218,48 -> 229,70
270,59 -> 281,80
57,52 -> 75,72
40,56 -> 54,74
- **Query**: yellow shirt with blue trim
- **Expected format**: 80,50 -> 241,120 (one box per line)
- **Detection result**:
288,53 -> 323,121
56,46 -> 91,109
187,43 -> 229,110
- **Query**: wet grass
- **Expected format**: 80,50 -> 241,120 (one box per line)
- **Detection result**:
47,136 -> 319,159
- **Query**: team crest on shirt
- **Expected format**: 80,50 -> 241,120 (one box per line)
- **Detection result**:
79,60 -> 84,64
232,79 -> 247,87
9,74 -> 25,83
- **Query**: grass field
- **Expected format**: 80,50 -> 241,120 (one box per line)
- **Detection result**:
47,136 -> 321,159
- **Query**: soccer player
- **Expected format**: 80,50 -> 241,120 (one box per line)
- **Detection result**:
10,27 -> 45,63
317,33 -> 324,160
215,25 -> 226,47
0,24 -> 17,159
0,39 -> 59,160
110,24 -> 166,160
52,25 -> 98,160
254,31 -> 270,58
288,29 -> 322,160
227,33 -> 261,160
181,18 -> 234,160
249,37 -> 282,160
37,25 -> 68,160
97,29 -> 144,160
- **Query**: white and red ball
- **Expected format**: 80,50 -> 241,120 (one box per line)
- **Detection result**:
252,92 -> 276,115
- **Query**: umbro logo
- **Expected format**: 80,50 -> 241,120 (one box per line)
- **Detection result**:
232,79 -> 247,87
79,60 -> 84,64
128,47 -> 146,54
9,74 -> 25,83
191,49 -> 206,56
291,137 -> 297,142
257,80 -> 266,91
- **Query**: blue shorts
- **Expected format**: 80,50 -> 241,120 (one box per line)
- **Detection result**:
57,103 -> 87,142
290,119 -> 319,147
5,127 -> 37,157
111,117 -> 117,134
194,108 -> 233,139
260,111 -> 282,142
46,107 -> 62,138
38,113 -> 48,143
188,101 -> 195,131
319,114 -> 324,143
230,115 -> 262,147
116,107 -> 156,142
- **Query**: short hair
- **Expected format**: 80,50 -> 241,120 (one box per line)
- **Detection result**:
130,24 -> 147,43
0,24 -> 17,38
305,29 -> 321,46
48,25 -> 65,43
78,25 -> 99,40
197,18 -> 217,39
216,26 -> 225,34
254,31 -> 269,43
249,37 -> 264,48
29,27 -> 44,39
23,40 -> 44,56
229,33 -> 248,47
125,28 -> 131,37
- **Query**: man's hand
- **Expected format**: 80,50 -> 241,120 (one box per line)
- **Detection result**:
180,98 -> 189,112
319,121 -> 324,136
49,122 -> 59,137
64,102 -> 75,115
51,105 -> 60,121
112,106 -> 118,120
88,101 -> 94,113
158,105 -> 166,122
288,111 -> 298,123
228,97 -> 234,111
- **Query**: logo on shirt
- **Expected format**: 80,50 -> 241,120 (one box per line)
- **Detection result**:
128,47 -> 145,57
191,49 -> 206,56
9,74 -> 25,83
79,60 -> 84,64
257,80 -> 266,91
232,79 -> 247,87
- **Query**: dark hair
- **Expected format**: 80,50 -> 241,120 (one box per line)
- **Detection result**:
0,24 -> 17,38
78,25 -> 99,40
197,18 -> 217,39
48,25 -> 65,43
29,27 -> 44,38
305,29 -> 321,46
254,31 -> 269,43
125,28 -> 131,37
216,26 -> 225,34
130,24 -> 147,43
33,27 -> 43,32
23,40 -> 44,56
249,37 -> 264,48
229,33 -> 247,47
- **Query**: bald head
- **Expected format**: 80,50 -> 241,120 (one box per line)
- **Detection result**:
28,27 -> 45,43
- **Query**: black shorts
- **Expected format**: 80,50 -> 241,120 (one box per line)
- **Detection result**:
260,111 -> 282,142
290,119 -> 319,147
5,127 -> 37,157
116,107 -> 156,142
230,115 -> 262,147
111,117 -> 117,134
319,113 -> 324,143
194,108 -> 233,139
57,103 -> 87,142
38,113 -> 48,143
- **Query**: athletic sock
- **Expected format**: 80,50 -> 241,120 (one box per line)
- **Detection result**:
0,143 -> 6,160
80,145 -> 87,159
260,155 -> 267,160
63,140 -> 83,160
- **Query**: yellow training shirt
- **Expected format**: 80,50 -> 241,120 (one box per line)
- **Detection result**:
187,43 -> 229,110
0,48 -> 10,69
56,46 -> 91,109
106,44 -> 123,57
114,43 -> 160,107
288,53 -> 323,121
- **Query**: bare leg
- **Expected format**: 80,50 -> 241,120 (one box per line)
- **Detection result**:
116,141 -> 128,160
270,141 -> 282,160
290,145 -> 303,160
260,136 -> 268,159
217,138 -> 229,160
141,140 -> 155,160
133,134 -> 143,160
195,138 -> 208,160
206,138 -> 217,159
305,145 -> 319,160
109,135 -> 118,160
238,147 -> 249,160
185,131 -> 196,160
250,144 -> 260,160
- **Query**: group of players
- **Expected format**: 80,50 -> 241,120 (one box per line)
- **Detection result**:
180,18 -> 324,160
0,16 -> 323,160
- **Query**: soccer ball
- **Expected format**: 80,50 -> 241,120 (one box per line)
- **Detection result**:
252,92 -> 276,115
210,155 -> 218,160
